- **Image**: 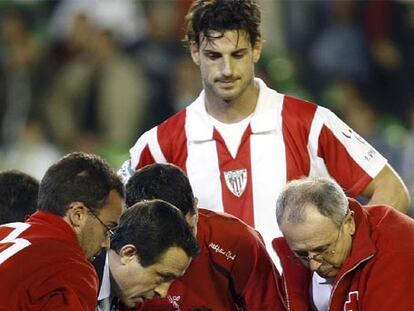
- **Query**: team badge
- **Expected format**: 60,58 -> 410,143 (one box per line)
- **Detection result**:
224,169 -> 247,197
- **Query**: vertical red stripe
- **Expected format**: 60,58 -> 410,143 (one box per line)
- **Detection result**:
282,96 -> 317,181
318,125 -> 373,196
136,145 -> 156,169
157,110 -> 188,173
214,126 -> 255,227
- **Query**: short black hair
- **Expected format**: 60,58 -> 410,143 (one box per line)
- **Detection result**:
0,170 -> 39,224
38,152 -> 124,216
184,0 -> 261,47
125,163 -> 196,216
110,199 -> 199,267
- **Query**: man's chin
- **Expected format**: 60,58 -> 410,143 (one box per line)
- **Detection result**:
317,268 -> 338,279
123,296 -> 144,308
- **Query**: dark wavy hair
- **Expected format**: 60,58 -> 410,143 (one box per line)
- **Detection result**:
125,163 -> 196,216
0,170 -> 39,224
110,199 -> 199,267
184,0 -> 261,47
38,152 -> 124,216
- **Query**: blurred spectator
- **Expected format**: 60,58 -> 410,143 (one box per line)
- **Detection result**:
0,169 -> 38,224
49,0 -> 147,47
44,6 -> 148,152
401,104 -> 414,217
309,1 -> 373,93
0,8 -> 44,144
135,1 -> 185,129
330,80 -> 406,171
172,56 -> 202,112
363,0 -> 414,124
0,119 -> 62,180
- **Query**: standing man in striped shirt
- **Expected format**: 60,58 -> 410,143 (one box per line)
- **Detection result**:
119,0 -> 410,266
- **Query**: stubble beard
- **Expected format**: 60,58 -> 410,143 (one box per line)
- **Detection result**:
204,74 -> 254,107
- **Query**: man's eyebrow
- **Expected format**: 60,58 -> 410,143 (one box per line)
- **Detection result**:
293,243 -> 329,253
202,47 -> 249,53
157,271 -> 177,281
232,48 -> 249,53
202,48 -> 221,53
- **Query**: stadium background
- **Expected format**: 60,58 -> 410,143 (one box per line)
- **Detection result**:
0,0 -> 413,214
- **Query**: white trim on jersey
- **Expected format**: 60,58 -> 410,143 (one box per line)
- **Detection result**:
250,80 -> 286,270
308,106 -> 330,178
186,93 -> 224,216
316,106 -> 385,178
129,127 -> 167,171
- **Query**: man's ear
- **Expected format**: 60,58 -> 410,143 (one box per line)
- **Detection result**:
193,197 -> 199,208
185,209 -> 199,228
66,202 -> 89,228
252,39 -> 263,63
190,42 -> 200,66
119,244 -> 138,265
345,211 -> 356,236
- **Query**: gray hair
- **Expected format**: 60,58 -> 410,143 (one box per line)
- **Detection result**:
276,177 -> 349,227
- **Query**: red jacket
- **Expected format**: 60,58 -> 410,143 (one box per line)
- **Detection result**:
273,199 -> 414,311
137,209 -> 285,310
0,211 -> 98,311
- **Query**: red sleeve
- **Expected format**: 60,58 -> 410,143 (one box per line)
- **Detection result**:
29,262 -> 98,311
318,125 -> 374,196
130,110 -> 188,172
156,110 -> 188,168
231,228 -> 285,310
358,253 -> 414,310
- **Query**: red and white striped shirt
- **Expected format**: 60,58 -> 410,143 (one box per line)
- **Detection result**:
120,79 -> 386,266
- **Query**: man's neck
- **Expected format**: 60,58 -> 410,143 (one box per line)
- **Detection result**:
204,80 -> 259,123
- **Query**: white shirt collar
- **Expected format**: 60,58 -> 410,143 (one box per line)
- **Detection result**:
186,78 -> 284,142
98,251 -> 111,301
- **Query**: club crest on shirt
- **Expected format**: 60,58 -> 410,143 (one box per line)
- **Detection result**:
224,169 -> 247,197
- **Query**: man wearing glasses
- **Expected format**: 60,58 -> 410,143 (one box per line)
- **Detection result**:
0,152 -> 125,311
274,177 -> 414,311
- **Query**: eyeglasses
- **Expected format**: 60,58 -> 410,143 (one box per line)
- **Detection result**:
88,210 -> 115,239
294,212 -> 349,263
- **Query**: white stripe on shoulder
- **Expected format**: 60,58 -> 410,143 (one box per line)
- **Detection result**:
308,106 -> 330,177
147,127 -> 167,163
129,127 -> 167,170
311,106 -> 386,178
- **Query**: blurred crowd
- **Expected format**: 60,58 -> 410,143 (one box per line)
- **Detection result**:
0,0 -> 413,213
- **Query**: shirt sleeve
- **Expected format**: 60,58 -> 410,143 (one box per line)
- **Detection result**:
118,127 -> 165,184
230,228 -> 285,310
358,252 -> 414,310
311,107 -> 387,196
28,262 -> 98,311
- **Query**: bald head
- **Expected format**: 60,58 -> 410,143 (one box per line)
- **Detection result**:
276,177 -> 349,227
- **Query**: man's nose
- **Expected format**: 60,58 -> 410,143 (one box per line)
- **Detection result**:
101,235 -> 110,249
221,56 -> 234,77
154,281 -> 173,298
308,256 -> 322,272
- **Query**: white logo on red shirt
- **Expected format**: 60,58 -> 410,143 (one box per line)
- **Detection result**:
344,291 -> 359,311
208,242 -> 237,261
167,295 -> 181,310
223,169 -> 247,197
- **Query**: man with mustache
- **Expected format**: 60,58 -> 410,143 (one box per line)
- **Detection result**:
119,0 -> 410,267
